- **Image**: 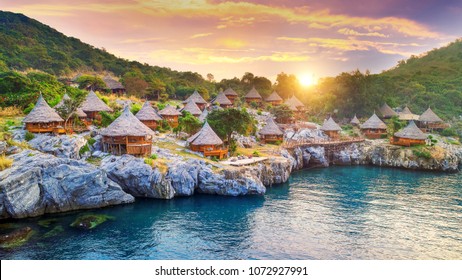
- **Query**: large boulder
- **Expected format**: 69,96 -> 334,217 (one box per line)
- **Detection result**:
0,141 -> 6,154
0,150 -> 134,219
100,155 -> 175,199
28,134 -> 87,159
166,159 -> 205,196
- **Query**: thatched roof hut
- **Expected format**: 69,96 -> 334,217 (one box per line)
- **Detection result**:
321,117 -> 342,131
103,75 -> 125,90
198,109 -> 208,122
136,101 -> 162,121
183,90 -> 207,105
223,87 -> 238,97
398,106 -> 419,121
181,99 -> 203,116
211,91 -> 232,107
284,95 -> 305,111
158,104 -> 181,116
378,103 -> 397,118
80,90 -> 113,113
245,87 -> 262,100
55,93 -> 70,109
265,91 -> 283,102
360,113 -> 387,129
419,107 -> 443,123
259,118 -> 283,136
350,115 -> 360,125
24,94 -> 64,124
187,122 -> 223,146
394,121 -> 427,140
101,106 -> 154,137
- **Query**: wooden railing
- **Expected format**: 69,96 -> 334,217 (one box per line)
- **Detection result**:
204,149 -> 228,159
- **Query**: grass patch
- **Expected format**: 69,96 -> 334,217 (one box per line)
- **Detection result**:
6,139 -> 30,149
0,155 -> 13,171
25,131 -> 35,141
412,146 -> 432,159
0,106 -> 23,117
79,144 -> 90,156
86,156 -> 102,166
87,137 -> 96,146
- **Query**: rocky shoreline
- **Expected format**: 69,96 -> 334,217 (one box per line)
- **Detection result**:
1,131 -> 461,219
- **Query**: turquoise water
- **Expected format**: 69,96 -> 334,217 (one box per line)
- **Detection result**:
1,166 -> 461,260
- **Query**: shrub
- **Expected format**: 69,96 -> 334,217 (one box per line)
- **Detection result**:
413,147 -> 432,159
79,144 -> 90,156
273,140 -> 282,145
252,150 -> 260,157
149,154 -> 158,160
87,138 -> 96,146
130,103 -> 142,115
0,155 -> 13,171
144,157 -> 153,166
0,106 -> 23,117
257,109 -> 262,115
441,128 -> 458,137
23,103 -> 35,115
25,131 -> 35,141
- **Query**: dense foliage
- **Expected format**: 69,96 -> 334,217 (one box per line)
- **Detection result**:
208,108 -> 256,145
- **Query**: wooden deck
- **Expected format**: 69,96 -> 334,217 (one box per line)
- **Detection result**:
221,157 -> 268,166
283,137 -> 365,149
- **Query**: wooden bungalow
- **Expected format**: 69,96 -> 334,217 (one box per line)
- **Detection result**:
378,103 -> 398,119
211,91 -> 233,108
418,107 -> 448,132
23,94 -> 65,134
350,115 -> 360,126
391,121 -> 428,146
158,105 -> 181,128
183,90 -> 208,110
101,106 -> 154,156
103,75 -> 126,95
223,87 -> 238,104
398,106 -> 419,121
265,91 -> 283,106
259,118 -> 284,144
187,122 -> 228,159
321,117 -> 342,139
135,101 -> 163,130
284,95 -> 306,119
180,99 -> 203,117
55,93 -> 89,131
80,90 -> 113,122
360,113 -> 387,139
245,87 -> 263,105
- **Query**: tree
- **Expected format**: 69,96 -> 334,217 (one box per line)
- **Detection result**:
206,73 -> 214,82
122,71 -> 149,97
175,111 -> 202,135
55,95 -> 85,130
274,72 -> 300,100
207,108 -> 255,145
271,104 -> 294,124
76,75 -> 106,91
386,115 -> 405,135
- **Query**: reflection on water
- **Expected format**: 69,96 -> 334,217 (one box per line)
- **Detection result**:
1,166 -> 461,260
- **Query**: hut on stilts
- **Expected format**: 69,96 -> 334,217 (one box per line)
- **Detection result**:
245,87 -> 263,105
180,99 -> 203,117
101,106 -> 154,156
321,117 -> 342,139
158,105 -> 181,128
265,91 -> 283,106
378,103 -> 397,119
360,113 -> 387,139
80,90 -> 113,122
211,91 -> 233,108
223,87 -> 238,104
391,121 -> 428,146
187,122 -> 228,159
350,115 -> 360,126
398,106 -> 419,122
23,94 -> 65,134
183,90 -> 208,110
135,101 -> 163,130
418,107 -> 448,132
259,118 -> 284,144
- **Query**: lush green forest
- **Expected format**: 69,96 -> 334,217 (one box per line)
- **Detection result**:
1,10 -> 462,120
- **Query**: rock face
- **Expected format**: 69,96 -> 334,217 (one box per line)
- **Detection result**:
0,150 -> 134,219
28,134 -> 87,159
0,141 -> 6,154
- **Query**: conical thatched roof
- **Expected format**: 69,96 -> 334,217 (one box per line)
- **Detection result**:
55,93 -> 71,109
394,121 -> 428,140
223,87 -> 238,97
399,106 -> 419,121
284,95 -> 304,110
24,94 -> 64,123
75,108 -> 87,118
245,87 -> 262,99
259,118 -> 283,135
136,101 -> 162,121
103,75 -> 124,90
419,107 -> 443,123
378,103 -> 397,118
211,91 -> 232,106
198,108 -> 208,122
183,90 -> 207,104
101,106 -> 154,137
350,114 -> 360,125
158,104 -> 181,116
181,99 -> 203,116
360,113 -> 387,129
187,122 -> 223,146
55,93 -> 87,118
80,90 -> 113,112
321,117 -> 342,131
265,91 -> 283,102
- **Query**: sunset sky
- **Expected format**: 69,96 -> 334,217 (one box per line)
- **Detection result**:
3,0 -> 462,82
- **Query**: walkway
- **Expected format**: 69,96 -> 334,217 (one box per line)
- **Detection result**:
283,137 -> 365,149
221,157 -> 268,166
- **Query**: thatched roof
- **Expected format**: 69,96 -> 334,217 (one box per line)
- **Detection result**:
181,100 -> 203,116
55,93 -> 71,109
136,101 -> 162,121
265,91 -> 283,102
321,117 -> 342,131
198,108 -> 208,122
80,90 -> 113,112
211,91 -> 232,106
24,94 -> 64,123
394,121 -> 428,140
350,114 -> 360,125
399,106 -> 419,121
285,95 -> 304,110
158,104 -> 181,116
223,87 -> 238,96
103,75 -> 125,90
259,118 -> 283,135
55,93 -> 87,118
419,107 -> 443,123
245,87 -> 262,99
187,122 -> 223,146
378,103 -> 397,118
183,90 -> 207,104
101,106 -> 154,137
360,113 -> 387,129
75,108 -> 87,118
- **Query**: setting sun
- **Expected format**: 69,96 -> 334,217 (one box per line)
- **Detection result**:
299,73 -> 316,87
